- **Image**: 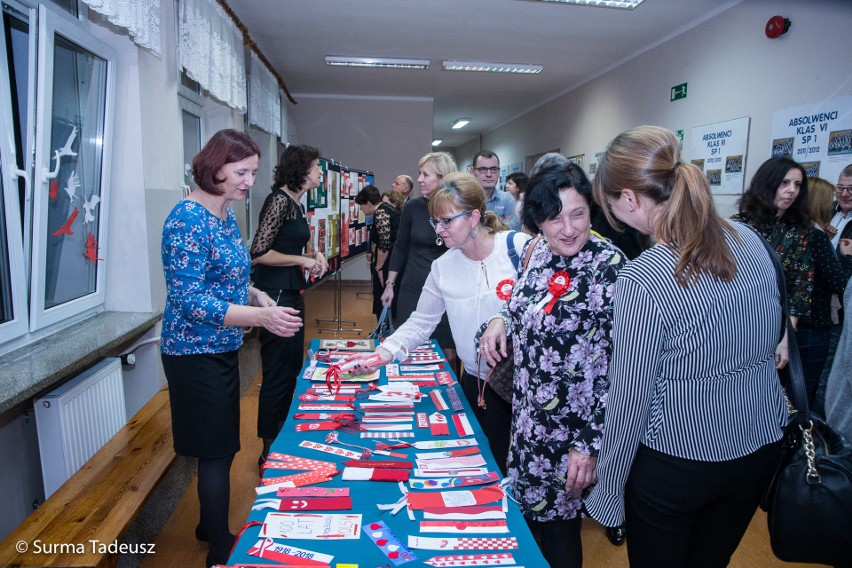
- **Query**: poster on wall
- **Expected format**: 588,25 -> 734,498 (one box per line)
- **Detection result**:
303,158 -> 340,291
587,148 -> 606,178
770,94 -> 852,181
689,116 -> 750,195
345,169 -> 373,258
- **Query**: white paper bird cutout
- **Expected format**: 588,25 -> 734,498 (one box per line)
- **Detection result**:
64,170 -> 79,201
83,193 -> 101,224
55,126 -> 78,160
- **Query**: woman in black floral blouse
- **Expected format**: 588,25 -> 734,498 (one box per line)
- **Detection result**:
736,156 -> 814,370
479,165 -> 625,567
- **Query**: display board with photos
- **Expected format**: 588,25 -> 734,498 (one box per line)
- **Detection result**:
301,159 -> 374,291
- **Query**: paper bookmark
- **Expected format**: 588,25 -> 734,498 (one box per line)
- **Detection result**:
246,538 -> 333,566
409,472 -> 501,490
342,467 -> 410,482
276,487 -> 349,498
365,520 -> 418,565
417,412 -> 429,428
446,385 -> 464,411
260,470 -> 338,487
429,413 -> 450,436
406,485 -> 504,510
451,413 -> 474,437
360,431 -> 415,439
436,372 -> 455,386
419,520 -> 509,534
260,512 -> 362,540
421,504 -> 507,520
430,390 -> 449,411
423,552 -> 516,567
416,447 -> 481,460
252,496 -> 352,511
413,439 -> 479,450
407,536 -> 518,551
298,440 -> 364,459
264,453 -> 338,473
414,467 -> 489,477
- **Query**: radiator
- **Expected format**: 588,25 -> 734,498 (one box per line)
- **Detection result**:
34,358 -> 127,498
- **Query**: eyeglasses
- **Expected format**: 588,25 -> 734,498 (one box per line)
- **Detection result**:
474,167 -> 500,174
429,210 -> 472,229
836,185 -> 852,195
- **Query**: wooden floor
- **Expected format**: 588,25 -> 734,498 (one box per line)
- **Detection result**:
144,281 -> 821,568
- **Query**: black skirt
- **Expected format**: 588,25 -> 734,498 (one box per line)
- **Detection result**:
161,350 -> 240,459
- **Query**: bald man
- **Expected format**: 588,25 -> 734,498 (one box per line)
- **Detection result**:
391,175 -> 414,201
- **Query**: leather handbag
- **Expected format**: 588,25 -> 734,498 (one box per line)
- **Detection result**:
753,226 -> 852,565
368,304 -> 395,342
480,234 -> 539,405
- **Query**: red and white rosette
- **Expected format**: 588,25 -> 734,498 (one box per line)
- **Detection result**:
495,279 -> 514,300
534,270 -> 571,314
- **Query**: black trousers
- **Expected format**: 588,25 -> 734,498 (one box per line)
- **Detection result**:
624,441 -> 781,568
460,370 -> 512,475
256,288 -> 305,439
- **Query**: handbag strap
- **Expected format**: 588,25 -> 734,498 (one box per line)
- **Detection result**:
520,235 -> 540,276
506,231 -> 520,271
741,223 -> 810,419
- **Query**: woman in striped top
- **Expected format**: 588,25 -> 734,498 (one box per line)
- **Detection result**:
584,126 -> 789,568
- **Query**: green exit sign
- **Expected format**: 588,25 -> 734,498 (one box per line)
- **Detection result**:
671,83 -> 688,101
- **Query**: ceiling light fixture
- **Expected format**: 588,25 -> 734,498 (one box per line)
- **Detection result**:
432,139 -> 443,147
325,56 -> 430,70
525,0 -> 644,9
451,118 -> 470,130
442,60 -> 543,74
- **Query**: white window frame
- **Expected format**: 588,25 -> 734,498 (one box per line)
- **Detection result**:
28,4 -> 116,331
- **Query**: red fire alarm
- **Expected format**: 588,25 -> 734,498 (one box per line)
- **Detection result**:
765,15 -> 791,39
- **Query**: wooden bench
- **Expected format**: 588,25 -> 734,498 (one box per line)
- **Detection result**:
0,388 -> 175,568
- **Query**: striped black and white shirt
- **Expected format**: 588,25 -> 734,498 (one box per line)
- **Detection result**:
584,222 -> 789,527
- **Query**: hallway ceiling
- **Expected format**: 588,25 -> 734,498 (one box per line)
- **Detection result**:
226,0 -> 743,148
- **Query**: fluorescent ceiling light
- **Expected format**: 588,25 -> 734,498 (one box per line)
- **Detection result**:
451,118 -> 470,130
325,56 -> 430,70
443,60 -> 543,74
527,0 -> 644,9
432,139 -> 443,147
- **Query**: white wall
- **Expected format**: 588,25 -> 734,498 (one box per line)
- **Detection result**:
293,95 -> 434,280
460,0 -> 852,219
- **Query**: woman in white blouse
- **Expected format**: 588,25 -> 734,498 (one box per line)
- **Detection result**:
351,172 -> 529,473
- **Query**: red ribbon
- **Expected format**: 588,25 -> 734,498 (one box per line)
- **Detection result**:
544,271 -> 571,314
324,365 -> 343,395
496,279 -> 514,300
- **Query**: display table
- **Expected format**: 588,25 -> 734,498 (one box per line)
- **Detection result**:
227,339 -> 548,567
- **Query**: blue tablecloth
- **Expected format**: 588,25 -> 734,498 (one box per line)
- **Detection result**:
228,339 -> 548,567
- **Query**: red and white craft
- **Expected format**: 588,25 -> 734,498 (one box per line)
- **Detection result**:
413,439 -> 478,450
419,520 -> 509,534
406,485 -> 504,510
342,467 -> 410,482
298,440 -> 363,460
451,413 -> 474,437
252,496 -> 352,511
421,504 -> 506,521
415,455 -> 487,472
423,552 -> 516,567
430,390 -> 449,411
429,413 -> 449,436
246,538 -> 333,566
407,536 -> 518,551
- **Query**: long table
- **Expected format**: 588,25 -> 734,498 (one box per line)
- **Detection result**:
227,339 -> 548,567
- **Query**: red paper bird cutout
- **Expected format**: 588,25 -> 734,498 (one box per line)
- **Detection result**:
51,207 -> 78,236
49,179 -> 59,202
83,233 -> 104,262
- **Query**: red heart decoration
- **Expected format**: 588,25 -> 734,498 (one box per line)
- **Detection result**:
389,551 -> 399,559
377,539 -> 388,546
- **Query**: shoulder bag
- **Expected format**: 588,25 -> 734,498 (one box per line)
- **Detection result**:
752,225 -> 852,565
480,233 -> 539,405
368,304 -> 395,342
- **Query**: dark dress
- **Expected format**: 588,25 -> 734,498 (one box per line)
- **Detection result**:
250,189 -> 309,439
388,196 -> 454,348
369,203 -> 400,317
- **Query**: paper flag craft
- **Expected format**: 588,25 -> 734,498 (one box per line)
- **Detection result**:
260,512 -> 361,540
451,413 -> 474,437
430,391 -> 449,411
423,552 -> 516,566
246,538 -> 334,566
407,485 -> 504,510
341,467 -> 410,482
366,520 -> 418,565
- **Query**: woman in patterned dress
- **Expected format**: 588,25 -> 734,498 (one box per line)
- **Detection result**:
161,129 -> 302,567
479,166 -> 625,567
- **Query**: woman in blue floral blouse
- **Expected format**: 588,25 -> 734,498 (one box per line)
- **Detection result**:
161,129 -> 302,568
480,165 -> 625,567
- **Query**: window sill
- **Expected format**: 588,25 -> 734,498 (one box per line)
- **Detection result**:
0,311 -> 162,415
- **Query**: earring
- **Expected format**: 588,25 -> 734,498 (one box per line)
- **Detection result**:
435,236 -> 444,246
470,228 -> 478,239
629,206 -> 635,213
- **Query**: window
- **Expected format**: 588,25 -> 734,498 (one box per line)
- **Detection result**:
0,2 -> 115,343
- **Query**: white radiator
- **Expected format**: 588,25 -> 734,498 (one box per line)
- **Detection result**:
35,358 -> 127,498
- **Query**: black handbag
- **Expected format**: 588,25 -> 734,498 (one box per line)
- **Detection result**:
479,234 -> 539,405
368,304 -> 395,342
753,226 -> 852,565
